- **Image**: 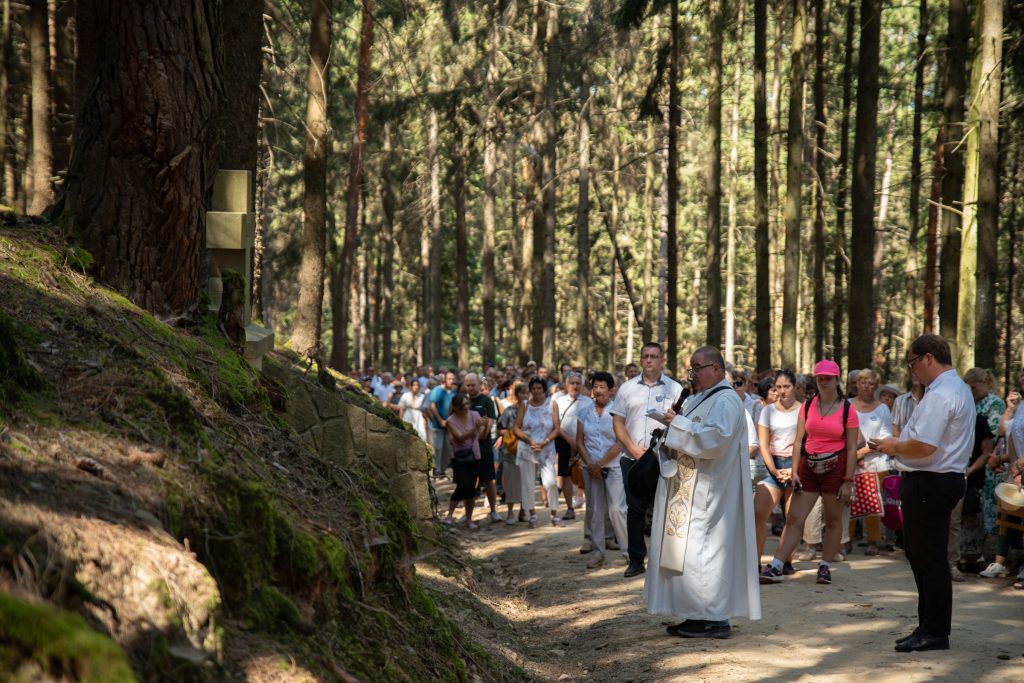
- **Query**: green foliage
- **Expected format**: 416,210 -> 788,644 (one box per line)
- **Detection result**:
0,593 -> 136,683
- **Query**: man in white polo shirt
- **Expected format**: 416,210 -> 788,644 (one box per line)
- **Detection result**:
610,342 -> 683,578
877,334 -> 974,653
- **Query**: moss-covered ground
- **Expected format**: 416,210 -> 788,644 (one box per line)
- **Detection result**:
0,221 -> 520,682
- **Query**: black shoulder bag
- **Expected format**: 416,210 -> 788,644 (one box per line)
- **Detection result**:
626,386 -> 730,506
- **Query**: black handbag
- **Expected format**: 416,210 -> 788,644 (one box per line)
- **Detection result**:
625,385 -> 730,506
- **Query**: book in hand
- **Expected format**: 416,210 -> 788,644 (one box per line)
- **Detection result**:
646,408 -> 671,425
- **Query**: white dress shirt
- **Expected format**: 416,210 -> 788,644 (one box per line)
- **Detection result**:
609,373 -> 683,456
895,369 -> 975,473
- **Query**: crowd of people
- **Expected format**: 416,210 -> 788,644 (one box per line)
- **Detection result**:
362,338 -> 1024,645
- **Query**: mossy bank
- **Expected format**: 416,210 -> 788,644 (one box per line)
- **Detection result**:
0,220 -> 517,682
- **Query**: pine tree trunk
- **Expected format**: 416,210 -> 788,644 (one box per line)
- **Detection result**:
705,0 -> 724,348
28,0 -> 53,214
428,105 -> 443,362
380,123 -> 397,371
330,0 -> 373,372
726,1 -> 744,365
541,3 -> 559,366
769,2 -> 784,363
754,0 -> 772,370
519,155 -> 535,365
0,0 -> 10,204
939,0 -> 968,341
290,0 -> 331,356
958,0 -> 1002,371
1003,149 -> 1019,391
643,119 -> 656,343
453,108 -> 471,369
781,0 -> 805,370
832,0 -> 856,366
64,0 -> 221,317
575,67 -> 591,368
905,0 -> 928,344
872,117 -> 896,363
481,5 -> 499,367
667,0 -> 680,371
812,0 -> 826,361
924,120 -> 944,334
847,0 -> 882,371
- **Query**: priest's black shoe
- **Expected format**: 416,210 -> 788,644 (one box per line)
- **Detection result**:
666,620 -> 703,636
894,633 -> 949,652
623,562 -> 645,578
894,628 -> 921,645
667,619 -> 732,639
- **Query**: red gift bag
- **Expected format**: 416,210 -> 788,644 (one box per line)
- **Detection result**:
850,471 -> 883,519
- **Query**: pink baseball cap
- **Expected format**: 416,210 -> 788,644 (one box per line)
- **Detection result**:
813,360 -> 841,377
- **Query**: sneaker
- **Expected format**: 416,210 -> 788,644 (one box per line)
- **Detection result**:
950,565 -> 965,582
816,564 -> 832,585
441,516 -> 454,526
759,564 -> 784,584
505,516 -> 518,525
1017,566 -> 1024,581
490,511 -> 504,523
467,521 -> 479,530
979,562 -> 1008,578
573,495 -> 585,509
551,516 -> 562,527
782,561 -> 796,576
586,553 -> 606,569
528,515 -> 538,528
796,547 -> 816,562
579,539 -> 594,554
562,508 -> 576,520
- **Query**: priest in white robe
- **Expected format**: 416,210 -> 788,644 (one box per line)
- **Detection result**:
645,346 -> 761,638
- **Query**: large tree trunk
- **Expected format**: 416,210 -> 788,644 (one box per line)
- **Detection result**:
575,66 -> 591,368
218,0 -> 262,174
848,0 -> 882,371
725,1 -> 744,365
769,1 -> 784,363
64,0 -> 221,317
705,0 -> 724,348
832,0 -> 855,367
939,0 -> 968,341
812,0 -> 826,360
904,0 -> 928,345
781,0 -> 805,370
643,119 -> 656,343
290,0 -> 331,357
754,0 -> 771,370
380,123 -> 397,371
28,0 -> 53,214
0,0 -> 10,204
958,0 -> 1002,371
330,0 -> 373,372
667,0 -> 680,371
872,116 -> 896,364
541,3 -> 559,365
481,4 -> 499,367
924,120 -> 943,334
427,104 -> 443,362
453,107 -> 471,369
518,155 -> 535,365
1004,149 -> 1019,391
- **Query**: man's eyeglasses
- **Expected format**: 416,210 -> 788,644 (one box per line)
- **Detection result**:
641,353 -> 662,360
688,362 -> 715,376
906,354 -> 926,370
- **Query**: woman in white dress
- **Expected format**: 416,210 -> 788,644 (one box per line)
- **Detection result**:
514,377 -> 561,527
397,380 -> 429,443
850,368 -> 893,556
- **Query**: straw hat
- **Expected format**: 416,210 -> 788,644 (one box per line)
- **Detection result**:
995,482 -> 1024,513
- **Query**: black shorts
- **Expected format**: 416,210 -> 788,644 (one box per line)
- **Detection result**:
555,436 -> 575,477
477,445 -> 496,482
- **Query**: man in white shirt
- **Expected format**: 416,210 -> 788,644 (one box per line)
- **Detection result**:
610,342 -> 683,578
877,334 -> 974,653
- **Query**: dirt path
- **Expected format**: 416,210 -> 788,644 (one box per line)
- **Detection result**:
420,482 -> 1024,682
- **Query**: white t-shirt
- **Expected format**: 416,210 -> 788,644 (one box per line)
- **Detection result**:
855,403 -> 894,473
756,402 -> 799,458
555,392 -> 593,441
608,373 -> 684,455
896,369 -> 975,473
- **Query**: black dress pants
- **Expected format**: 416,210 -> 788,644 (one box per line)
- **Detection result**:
900,471 -> 965,638
620,455 -> 649,564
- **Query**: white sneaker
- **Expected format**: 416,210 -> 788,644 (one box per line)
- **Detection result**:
490,511 -> 503,523
950,565 -> 965,582
1016,566 -> 1024,581
980,562 -> 1008,578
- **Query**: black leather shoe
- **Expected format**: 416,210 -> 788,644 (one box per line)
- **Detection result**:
894,628 -> 921,645
668,619 -> 731,639
623,562 -> 645,578
666,620 -> 704,635
894,633 -> 949,652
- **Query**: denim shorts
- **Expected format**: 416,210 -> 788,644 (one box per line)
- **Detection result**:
759,456 -> 793,491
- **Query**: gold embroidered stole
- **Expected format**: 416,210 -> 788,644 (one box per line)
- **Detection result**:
658,393 -> 721,572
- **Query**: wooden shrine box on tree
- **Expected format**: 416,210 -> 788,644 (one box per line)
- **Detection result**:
206,170 -> 274,369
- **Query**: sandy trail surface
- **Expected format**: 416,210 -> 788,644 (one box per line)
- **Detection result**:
420,481 -> 1024,682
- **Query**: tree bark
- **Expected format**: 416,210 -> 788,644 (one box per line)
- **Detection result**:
0,0 -> 10,205
705,0 -> 724,348
939,0 -> 968,341
541,3 -> 559,365
290,0 -> 331,357
832,0 -> 855,367
380,123 -> 397,371
643,119 -> 656,343
576,66 -> 591,368
667,0 -> 680,371
812,0 -> 827,360
847,0 -> 882,371
905,0 -> 928,344
64,0 -> 221,317
726,0 -> 745,365
924,119 -> 943,334
481,3 -> 499,367
957,0 -> 1002,371
428,104 -> 443,362
754,0 -> 771,370
28,0 -> 53,214
453,107 -> 471,369
218,0 -> 262,174
781,0 -> 805,370
330,0 -> 373,372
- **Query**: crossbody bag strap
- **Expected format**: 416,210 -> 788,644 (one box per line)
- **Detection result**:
683,385 -> 732,418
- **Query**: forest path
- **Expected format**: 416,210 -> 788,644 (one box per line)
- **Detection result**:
421,481 -> 1024,682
